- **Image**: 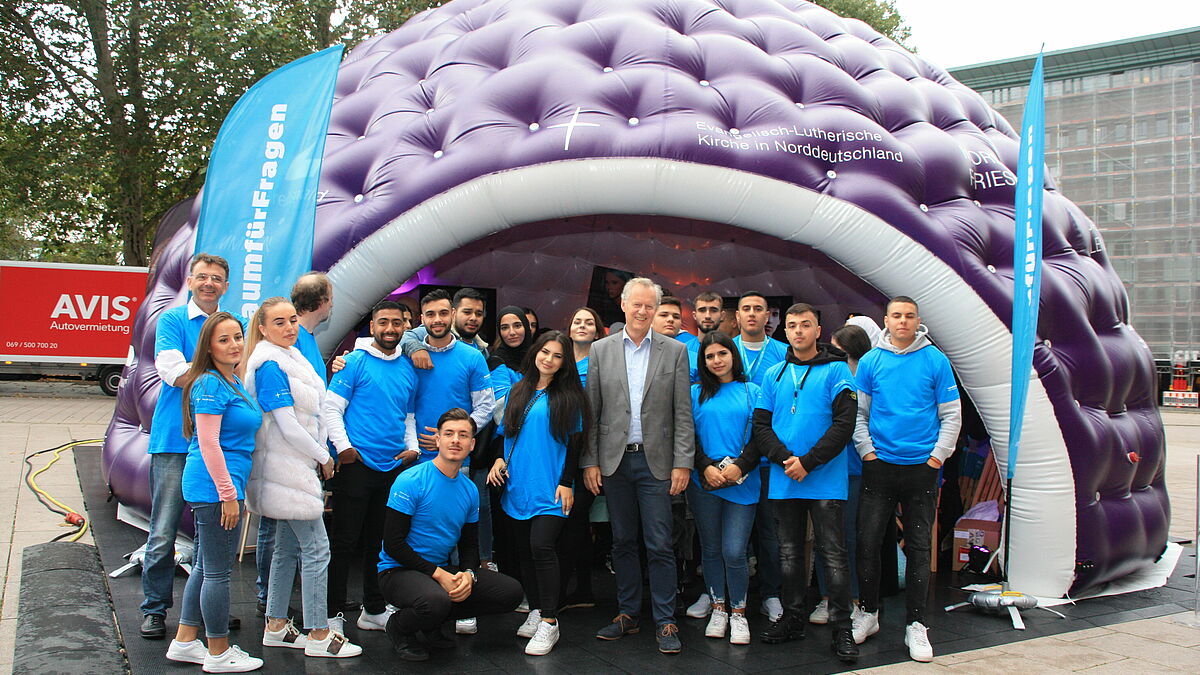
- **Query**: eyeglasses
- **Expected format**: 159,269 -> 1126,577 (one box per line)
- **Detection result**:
191,273 -> 226,283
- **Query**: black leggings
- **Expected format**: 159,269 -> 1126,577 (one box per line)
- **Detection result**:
557,483 -> 596,598
514,515 -> 567,618
378,568 -> 522,634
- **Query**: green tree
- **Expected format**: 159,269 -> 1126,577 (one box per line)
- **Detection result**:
814,0 -> 912,47
0,1 -> 434,265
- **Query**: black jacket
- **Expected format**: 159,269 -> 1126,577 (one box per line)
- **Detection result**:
740,343 -> 858,474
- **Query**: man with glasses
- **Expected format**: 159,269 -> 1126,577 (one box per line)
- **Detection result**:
140,253 -> 242,639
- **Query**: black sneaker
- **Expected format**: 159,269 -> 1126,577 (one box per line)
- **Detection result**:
596,613 -> 640,640
256,601 -> 267,617
140,614 -> 166,639
385,615 -> 429,662
832,627 -> 859,663
227,615 -> 240,631
760,613 -> 805,644
560,591 -> 596,611
420,622 -> 456,650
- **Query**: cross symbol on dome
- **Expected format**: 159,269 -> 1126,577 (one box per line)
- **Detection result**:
547,107 -> 599,151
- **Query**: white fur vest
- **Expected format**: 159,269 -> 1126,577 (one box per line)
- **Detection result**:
244,340 -> 327,520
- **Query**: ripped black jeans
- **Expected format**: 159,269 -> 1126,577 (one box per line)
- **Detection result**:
856,459 -> 938,625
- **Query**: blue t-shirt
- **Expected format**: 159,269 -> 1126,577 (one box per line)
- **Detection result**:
253,361 -> 294,412
327,349 -> 419,472
734,335 -> 789,386
295,325 -> 327,384
757,360 -> 855,500
491,364 -> 521,403
691,382 -> 762,505
684,336 -> 701,384
378,460 -> 479,573
148,305 -> 209,454
498,391 -> 582,520
414,342 -> 492,462
855,345 -> 960,465
576,356 -> 589,388
182,371 -> 263,503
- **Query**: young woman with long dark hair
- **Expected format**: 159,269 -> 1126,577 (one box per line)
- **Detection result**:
807,323 -> 875,625
688,331 -> 763,645
556,306 -> 606,609
244,298 -> 361,659
487,331 -> 590,655
166,312 -> 264,672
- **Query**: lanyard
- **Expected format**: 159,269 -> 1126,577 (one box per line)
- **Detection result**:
789,364 -> 813,415
739,340 -> 766,380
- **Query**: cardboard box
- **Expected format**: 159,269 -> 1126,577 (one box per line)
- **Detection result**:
952,518 -> 1001,572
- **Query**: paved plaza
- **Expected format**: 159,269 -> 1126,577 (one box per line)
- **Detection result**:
0,379 -> 1197,673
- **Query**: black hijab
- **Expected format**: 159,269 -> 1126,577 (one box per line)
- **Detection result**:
487,305 -> 532,372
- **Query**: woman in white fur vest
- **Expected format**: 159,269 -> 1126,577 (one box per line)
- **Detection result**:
244,297 -> 362,659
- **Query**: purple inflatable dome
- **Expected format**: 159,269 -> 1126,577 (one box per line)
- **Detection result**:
104,0 -> 1168,597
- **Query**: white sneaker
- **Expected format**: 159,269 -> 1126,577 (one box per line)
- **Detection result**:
516,597 -> 530,613
686,593 -> 712,619
327,613 -> 345,635
166,638 -> 208,664
905,621 -> 934,662
517,609 -> 543,638
705,609 -> 729,638
729,613 -> 750,645
852,608 -> 879,644
524,620 -> 560,656
202,645 -> 263,673
356,607 -> 394,631
761,596 -> 783,622
456,617 -> 478,635
305,630 -> 362,658
485,561 -> 499,572
262,620 -> 307,649
809,598 -> 829,624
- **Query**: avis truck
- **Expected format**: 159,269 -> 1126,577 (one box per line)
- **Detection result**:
0,261 -> 148,395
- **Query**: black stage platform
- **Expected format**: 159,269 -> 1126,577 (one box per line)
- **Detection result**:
75,446 -> 1196,673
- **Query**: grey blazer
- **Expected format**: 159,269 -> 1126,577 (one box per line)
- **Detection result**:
582,329 -> 694,481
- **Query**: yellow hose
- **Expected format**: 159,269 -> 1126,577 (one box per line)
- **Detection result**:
27,439 -> 100,543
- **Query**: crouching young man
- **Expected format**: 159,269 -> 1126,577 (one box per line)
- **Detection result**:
377,408 -> 523,661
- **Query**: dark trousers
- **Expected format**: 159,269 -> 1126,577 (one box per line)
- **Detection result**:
606,451 -> 677,625
327,461 -> 401,614
378,568 -> 523,634
857,460 -> 938,624
753,465 -> 783,598
772,498 -> 852,629
557,480 -> 596,598
514,515 -> 566,618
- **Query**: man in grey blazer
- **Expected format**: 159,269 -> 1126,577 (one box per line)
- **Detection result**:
583,277 -> 694,654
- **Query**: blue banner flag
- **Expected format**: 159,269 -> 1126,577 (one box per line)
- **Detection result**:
1007,52 -> 1046,481
194,44 -> 343,319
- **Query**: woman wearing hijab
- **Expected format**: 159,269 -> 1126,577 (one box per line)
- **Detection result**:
478,306 -> 534,586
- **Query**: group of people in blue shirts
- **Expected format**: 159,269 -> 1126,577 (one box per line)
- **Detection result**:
139,253 -> 961,672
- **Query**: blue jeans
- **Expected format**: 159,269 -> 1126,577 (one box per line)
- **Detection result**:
267,517 -> 330,630
687,483 -> 756,610
816,474 -> 861,599
753,465 -> 783,598
605,451 -> 676,626
179,501 -> 242,638
255,516 -> 276,604
141,453 -> 186,617
469,467 -> 493,560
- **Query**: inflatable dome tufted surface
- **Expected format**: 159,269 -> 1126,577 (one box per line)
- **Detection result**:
104,0 -> 1168,597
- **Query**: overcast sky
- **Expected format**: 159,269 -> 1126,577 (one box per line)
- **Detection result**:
891,0 -> 1200,69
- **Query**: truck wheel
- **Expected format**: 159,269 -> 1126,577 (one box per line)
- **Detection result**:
99,366 -> 123,396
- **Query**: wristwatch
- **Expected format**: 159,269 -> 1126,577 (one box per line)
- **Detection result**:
466,568 -> 478,582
